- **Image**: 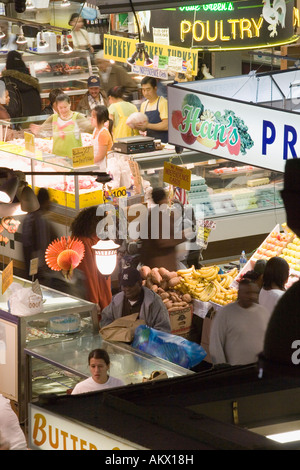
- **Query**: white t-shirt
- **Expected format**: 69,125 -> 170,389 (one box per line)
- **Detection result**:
71,375 -> 125,395
259,287 -> 285,317
0,394 -> 27,450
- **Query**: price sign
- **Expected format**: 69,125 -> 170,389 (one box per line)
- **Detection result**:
24,132 -> 35,153
163,161 -> 191,191
104,186 -> 127,202
72,146 -> 94,168
2,260 -> 13,294
29,257 -> 39,277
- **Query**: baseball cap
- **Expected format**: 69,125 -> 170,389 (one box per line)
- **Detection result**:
87,75 -> 101,87
120,267 -> 142,287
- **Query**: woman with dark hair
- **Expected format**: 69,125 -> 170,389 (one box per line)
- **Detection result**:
1,50 -> 42,117
107,86 -> 138,139
90,104 -> 113,170
71,348 -> 124,395
70,206 -> 112,314
258,256 -> 290,317
30,93 -> 93,157
41,88 -> 64,115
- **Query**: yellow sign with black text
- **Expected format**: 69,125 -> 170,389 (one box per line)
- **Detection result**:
103,34 -> 198,75
72,145 -> 94,168
163,162 -> 191,191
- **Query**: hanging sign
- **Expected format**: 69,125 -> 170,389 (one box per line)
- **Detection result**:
103,34 -> 198,75
168,83 -> 300,173
131,64 -> 169,79
163,161 -> 191,191
137,0 -> 298,51
71,146 -> 94,168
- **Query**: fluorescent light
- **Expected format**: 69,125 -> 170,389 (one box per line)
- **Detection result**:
267,430 -> 300,444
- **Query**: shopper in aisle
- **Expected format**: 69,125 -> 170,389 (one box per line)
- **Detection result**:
22,187 -> 59,282
41,88 -> 64,115
253,259 -> 267,289
29,94 -> 93,158
94,50 -> 138,99
0,394 -> 27,450
140,187 -> 186,272
100,266 -> 171,332
107,86 -> 139,139
71,349 -> 124,395
259,159 -> 300,376
70,206 -> 112,314
209,278 -> 270,366
69,13 -> 94,53
90,104 -> 113,171
76,75 -> 108,116
258,256 -> 289,318
134,76 -> 168,143
1,50 -> 42,118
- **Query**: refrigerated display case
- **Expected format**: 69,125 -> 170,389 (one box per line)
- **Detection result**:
24,333 -> 194,404
0,271 -> 98,421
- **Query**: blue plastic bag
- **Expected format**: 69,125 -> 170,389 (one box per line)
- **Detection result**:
132,325 -> 207,369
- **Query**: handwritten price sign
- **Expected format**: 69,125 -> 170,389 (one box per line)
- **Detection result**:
163,161 -> 191,191
72,146 -> 94,168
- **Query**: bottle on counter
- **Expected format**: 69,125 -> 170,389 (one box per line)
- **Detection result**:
239,250 -> 247,272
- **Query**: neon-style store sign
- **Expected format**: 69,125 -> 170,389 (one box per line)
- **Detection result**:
181,17 -> 263,42
179,2 -> 234,12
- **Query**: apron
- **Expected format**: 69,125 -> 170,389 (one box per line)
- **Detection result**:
144,97 -> 168,143
91,126 -> 110,172
52,112 -> 82,158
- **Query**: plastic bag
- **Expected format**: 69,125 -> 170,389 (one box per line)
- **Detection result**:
107,153 -> 132,189
132,325 -> 207,369
8,283 -> 43,317
126,112 -> 148,129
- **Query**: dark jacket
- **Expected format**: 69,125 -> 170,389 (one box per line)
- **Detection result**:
1,69 -> 42,118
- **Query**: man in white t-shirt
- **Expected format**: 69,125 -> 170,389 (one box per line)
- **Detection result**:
210,278 -> 270,366
71,349 -> 124,395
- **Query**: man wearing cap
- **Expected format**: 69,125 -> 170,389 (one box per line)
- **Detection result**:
100,267 -> 171,333
76,75 -> 108,116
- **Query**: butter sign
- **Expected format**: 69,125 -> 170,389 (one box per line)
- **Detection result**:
72,146 -> 94,168
163,161 -> 191,191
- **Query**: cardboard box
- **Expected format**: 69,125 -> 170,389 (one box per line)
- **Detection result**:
169,304 -> 193,338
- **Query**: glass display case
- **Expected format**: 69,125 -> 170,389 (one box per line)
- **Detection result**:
129,146 -> 286,246
0,272 -> 98,421
24,333 -> 194,412
0,50 -> 92,101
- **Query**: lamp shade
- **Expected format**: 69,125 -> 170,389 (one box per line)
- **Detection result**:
19,185 -> 40,212
0,176 -> 19,203
92,239 -> 120,277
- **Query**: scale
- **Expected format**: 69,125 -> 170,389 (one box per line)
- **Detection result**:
112,136 -> 155,154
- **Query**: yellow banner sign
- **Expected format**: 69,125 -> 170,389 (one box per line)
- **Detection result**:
163,161 -> 191,191
72,145 -> 94,168
103,34 -> 198,75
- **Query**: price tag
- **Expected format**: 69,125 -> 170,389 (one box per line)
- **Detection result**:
29,257 -> 39,277
72,146 -> 94,168
2,260 -> 13,294
24,132 -> 35,153
163,161 -> 191,191
104,186 -> 127,201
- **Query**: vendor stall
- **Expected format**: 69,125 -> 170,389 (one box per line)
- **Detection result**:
0,271 -> 99,422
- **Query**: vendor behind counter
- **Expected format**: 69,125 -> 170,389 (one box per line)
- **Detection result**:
29,94 -> 93,157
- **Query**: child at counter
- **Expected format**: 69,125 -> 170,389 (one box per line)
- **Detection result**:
71,349 -> 124,395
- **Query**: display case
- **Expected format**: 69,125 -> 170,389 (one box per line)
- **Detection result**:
0,272 -> 98,421
24,333 -> 193,412
129,146 -> 286,254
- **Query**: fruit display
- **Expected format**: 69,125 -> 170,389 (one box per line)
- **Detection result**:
280,236 -> 300,271
174,265 -> 238,306
253,229 -> 292,260
140,266 -> 193,313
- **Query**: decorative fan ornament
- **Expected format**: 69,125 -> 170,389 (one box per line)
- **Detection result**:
45,236 -> 85,279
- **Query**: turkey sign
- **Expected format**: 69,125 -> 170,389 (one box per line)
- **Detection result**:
139,0 -> 297,51
168,83 -> 300,173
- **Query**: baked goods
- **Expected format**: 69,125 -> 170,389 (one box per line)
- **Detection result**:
48,314 -> 80,334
